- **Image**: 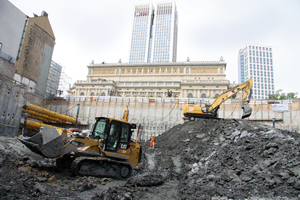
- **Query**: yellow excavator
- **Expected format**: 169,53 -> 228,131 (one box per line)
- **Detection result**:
18,107 -> 142,179
183,78 -> 253,121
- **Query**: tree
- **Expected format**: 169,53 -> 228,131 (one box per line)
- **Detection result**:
287,92 -> 298,99
268,89 -> 298,100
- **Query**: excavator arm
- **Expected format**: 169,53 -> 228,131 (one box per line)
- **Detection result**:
208,78 -> 253,118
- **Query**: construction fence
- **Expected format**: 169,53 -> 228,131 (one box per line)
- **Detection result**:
44,96 -> 300,141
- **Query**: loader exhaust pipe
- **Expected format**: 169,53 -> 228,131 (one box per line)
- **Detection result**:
242,104 -> 252,119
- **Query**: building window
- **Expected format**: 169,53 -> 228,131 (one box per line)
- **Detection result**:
188,93 -> 193,98
201,93 -> 206,98
80,92 -> 84,96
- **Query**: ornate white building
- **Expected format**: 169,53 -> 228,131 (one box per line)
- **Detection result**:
68,59 -> 234,99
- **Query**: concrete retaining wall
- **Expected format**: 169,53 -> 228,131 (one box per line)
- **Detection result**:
0,74 -> 25,136
44,97 -> 300,141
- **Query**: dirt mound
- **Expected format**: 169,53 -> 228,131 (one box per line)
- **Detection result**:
0,118 -> 300,199
138,119 -> 300,199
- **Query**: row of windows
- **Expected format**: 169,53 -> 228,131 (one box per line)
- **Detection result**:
131,47 -> 147,52
251,76 -> 274,84
250,71 -> 273,77
131,33 -> 148,38
249,46 -> 272,51
254,83 -> 274,90
157,8 -> 172,15
249,57 -> 273,65
253,89 -> 274,96
249,64 -> 273,71
249,50 -> 272,57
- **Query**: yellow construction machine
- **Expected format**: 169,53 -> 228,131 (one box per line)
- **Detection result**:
18,107 -> 142,179
183,78 -> 253,121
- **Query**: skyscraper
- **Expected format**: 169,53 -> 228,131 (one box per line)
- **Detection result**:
238,44 -> 274,99
129,1 -> 178,63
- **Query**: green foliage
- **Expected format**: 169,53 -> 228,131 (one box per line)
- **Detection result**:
268,89 -> 298,100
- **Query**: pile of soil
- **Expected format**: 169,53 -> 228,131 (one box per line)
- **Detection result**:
0,118 -> 300,199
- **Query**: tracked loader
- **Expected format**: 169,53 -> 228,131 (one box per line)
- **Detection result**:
18,107 -> 142,179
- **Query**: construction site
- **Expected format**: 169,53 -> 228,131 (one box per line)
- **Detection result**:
0,73 -> 300,199
1,0 -> 300,199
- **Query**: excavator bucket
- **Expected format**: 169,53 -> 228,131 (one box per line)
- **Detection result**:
242,104 -> 252,119
18,126 -> 65,158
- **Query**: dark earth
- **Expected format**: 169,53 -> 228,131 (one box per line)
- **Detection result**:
1,118 -> 300,199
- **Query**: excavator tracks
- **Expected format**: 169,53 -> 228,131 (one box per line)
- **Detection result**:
71,157 -> 133,180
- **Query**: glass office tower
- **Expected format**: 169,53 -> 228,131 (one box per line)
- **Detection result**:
238,44 -> 275,99
129,2 -> 178,63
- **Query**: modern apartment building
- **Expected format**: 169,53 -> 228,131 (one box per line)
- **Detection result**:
238,44 -> 274,99
129,1 -> 178,63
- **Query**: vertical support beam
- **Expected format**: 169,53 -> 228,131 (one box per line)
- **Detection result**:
290,100 -> 292,125
261,100 -> 263,120
74,104 -> 80,128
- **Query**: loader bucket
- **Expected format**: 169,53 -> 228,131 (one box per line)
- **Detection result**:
18,126 -> 65,158
242,104 -> 252,119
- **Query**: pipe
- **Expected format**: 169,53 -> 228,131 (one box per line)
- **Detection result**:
22,109 -> 64,123
24,103 -> 78,124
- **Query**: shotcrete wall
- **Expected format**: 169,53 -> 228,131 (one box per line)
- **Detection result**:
43,97 -> 300,141
0,74 -> 26,136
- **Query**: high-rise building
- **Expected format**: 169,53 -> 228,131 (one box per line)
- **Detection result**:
129,1 -> 178,63
238,44 -> 274,99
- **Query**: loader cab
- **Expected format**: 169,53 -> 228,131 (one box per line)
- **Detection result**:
91,117 -> 135,152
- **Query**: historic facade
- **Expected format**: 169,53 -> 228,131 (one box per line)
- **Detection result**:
68,59 -> 233,98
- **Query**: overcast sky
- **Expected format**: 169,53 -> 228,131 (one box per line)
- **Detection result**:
9,0 -> 300,95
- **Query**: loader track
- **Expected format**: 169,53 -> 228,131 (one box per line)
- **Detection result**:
71,157 -> 132,180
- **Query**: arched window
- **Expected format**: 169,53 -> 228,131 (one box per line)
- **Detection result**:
214,94 -> 219,98
80,92 -> 84,96
201,93 -> 206,98
188,93 -> 193,98
101,92 -> 105,96
90,92 -> 95,96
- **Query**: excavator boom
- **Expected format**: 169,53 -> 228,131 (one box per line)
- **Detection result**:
183,78 -> 253,121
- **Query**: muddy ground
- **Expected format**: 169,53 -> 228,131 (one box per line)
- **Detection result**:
1,118 -> 300,199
